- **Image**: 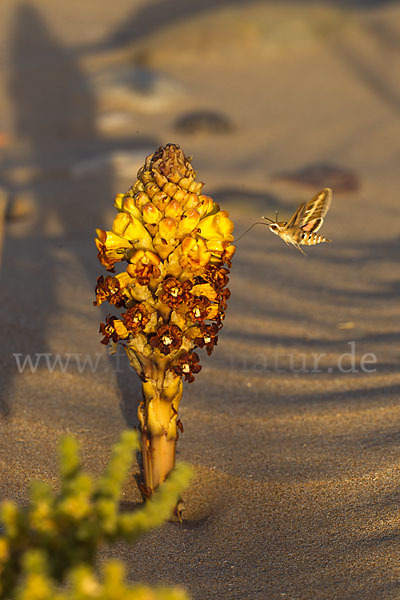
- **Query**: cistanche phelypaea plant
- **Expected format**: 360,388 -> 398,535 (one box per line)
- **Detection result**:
94,143 -> 235,502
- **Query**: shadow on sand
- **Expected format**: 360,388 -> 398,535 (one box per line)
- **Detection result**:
1,3 -> 157,425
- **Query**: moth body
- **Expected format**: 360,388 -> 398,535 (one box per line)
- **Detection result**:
264,188 -> 332,255
300,231 -> 331,246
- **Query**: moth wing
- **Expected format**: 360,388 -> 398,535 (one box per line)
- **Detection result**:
285,202 -> 306,229
300,188 -> 332,228
301,217 -> 323,233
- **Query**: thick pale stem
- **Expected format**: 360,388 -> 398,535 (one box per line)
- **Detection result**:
140,432 -> 176,493
138,372 -> 183,495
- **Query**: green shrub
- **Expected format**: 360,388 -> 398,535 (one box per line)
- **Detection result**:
0,431 -> 192,599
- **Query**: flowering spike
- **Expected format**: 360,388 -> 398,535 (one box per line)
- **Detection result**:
94,144 -> 235,497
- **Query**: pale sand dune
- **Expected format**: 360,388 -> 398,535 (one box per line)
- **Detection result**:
0,1 -> 400,598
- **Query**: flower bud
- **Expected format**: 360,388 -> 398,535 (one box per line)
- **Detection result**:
130,180 -> 144,194
183,193 -> 200,210
152,191 -> 170,212
153,169 -> 168,188
164,200 -> 183,220
163,182 -> 178,197
142,202 -> 162,224
145,183 -> 160,199
158,217 -> 177,241
173,188 -> 187,203
188,181 -> 203,194
134,191 -> 150,212
178,177 -> 193,190
197,195 -> 215,218
114,193 -> 125,211
120,196 -> 142,220
140,169 -> 153,185
154,217 -> 178,260
177,208 -> 200,237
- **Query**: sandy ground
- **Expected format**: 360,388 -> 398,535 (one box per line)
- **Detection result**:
1,1 -> 400,598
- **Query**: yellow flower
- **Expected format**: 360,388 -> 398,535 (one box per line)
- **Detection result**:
142,202 -> 162,224
180,237 -> 211,272
95,229 -> 132,271
127,250 -> 162,285
112,213 -> 153,248
114,193 -> 142,220
165,199 -> 184,220
196,195 -> 215,218
153,217 -> 179,259
177,208 -> 201,237
198,210 -> 234,241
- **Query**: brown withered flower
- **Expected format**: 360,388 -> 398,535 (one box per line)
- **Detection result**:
96,245 -> 117,272
159,276 -> 193,308
194,323 -> 220,355
94,276 -> 125,308
149,324 -> 183,356
123,304 -> 151,334
186,296 -> 212,323
217,288 -> 231,313
199,264 -> 230,291
221,246 -> 235,268
99,315 -> 129,345
172,351 -> 201,383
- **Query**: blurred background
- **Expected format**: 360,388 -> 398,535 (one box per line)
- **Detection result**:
1,0 -> 399,400
1,0 -> 400,223
1,1 -> 400,598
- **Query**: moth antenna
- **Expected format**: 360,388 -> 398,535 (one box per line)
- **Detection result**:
261,216 -> 274,223
235,221 -> 270,244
